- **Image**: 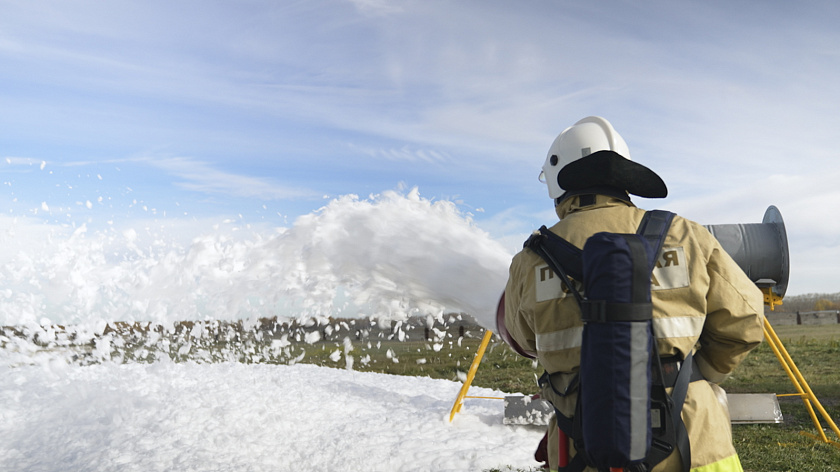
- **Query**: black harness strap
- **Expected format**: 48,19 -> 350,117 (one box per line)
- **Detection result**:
670,351 -> 694,472
580,300 -> 652,323
524,227 -> 584,306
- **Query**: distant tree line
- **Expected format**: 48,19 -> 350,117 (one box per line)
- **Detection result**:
774,292 -> 840,313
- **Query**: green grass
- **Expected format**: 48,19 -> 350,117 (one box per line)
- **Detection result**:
295,337 -> 540,394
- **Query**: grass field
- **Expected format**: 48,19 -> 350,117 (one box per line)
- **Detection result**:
294,323 -> 840,472
721,324 -> 840,472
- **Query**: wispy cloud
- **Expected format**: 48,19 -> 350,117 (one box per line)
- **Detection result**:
344,0 -> 403,16
348,143 -> 449,164
55,155 -> 320,201
141,157 -> 320,201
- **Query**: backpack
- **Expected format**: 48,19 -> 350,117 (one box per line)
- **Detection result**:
524,210 -> 695,472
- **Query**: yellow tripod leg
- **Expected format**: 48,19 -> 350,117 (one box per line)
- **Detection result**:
763,318 -> 840,447
449,329 -> 494,422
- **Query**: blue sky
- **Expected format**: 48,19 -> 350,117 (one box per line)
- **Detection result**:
2,0 -> 839,297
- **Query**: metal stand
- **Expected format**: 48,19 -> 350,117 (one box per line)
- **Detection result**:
762,287 -> 840,448
448,329 -> 501,422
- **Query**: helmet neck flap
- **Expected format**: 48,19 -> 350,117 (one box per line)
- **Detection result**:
541,116 -> 667,203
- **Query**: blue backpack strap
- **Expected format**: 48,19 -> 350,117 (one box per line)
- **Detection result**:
638,210 -> 692,472
636,210 -> 675,270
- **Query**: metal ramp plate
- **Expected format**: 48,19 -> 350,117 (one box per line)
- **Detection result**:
503,393 -> 783,426
503,395 -> 553,425
727,393 -> 783,424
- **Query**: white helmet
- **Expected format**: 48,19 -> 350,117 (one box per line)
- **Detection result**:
540,116 -> 631,199
540,116 -> 666,201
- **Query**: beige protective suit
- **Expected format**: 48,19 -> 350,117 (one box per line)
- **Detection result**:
505,194 -> 765,472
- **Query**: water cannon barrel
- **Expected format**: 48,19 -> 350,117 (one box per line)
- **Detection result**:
703,205 -> 789,299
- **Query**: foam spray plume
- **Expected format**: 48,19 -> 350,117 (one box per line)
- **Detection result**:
0,188 -> 512,364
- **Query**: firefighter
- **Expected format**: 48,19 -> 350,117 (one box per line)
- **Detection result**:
504,116 -> 765,472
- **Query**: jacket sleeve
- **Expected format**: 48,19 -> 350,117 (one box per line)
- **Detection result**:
696,238 -> 766,383
504,252 -> 538,356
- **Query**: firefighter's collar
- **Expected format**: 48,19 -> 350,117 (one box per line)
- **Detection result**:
555,193 -> 635,220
